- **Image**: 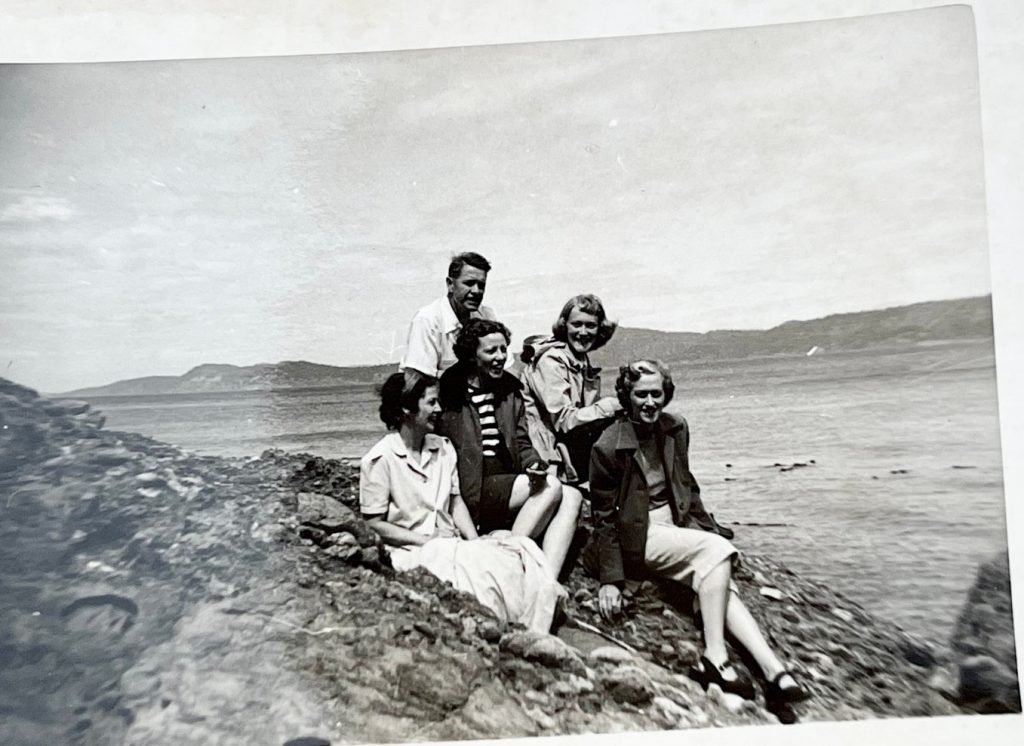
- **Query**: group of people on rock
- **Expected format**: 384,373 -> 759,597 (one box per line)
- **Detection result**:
357,251 -> 809,707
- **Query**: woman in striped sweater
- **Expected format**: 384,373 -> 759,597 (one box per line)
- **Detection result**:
437,318 -> 583,578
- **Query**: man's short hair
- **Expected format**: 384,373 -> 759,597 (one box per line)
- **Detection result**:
447,252 -> 492,279
615,359 -> 675,411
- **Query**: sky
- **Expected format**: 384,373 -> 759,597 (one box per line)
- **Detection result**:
0,6 -> 990,393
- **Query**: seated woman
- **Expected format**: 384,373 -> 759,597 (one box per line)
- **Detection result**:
590,359 -> 808,705
360,372 -> 565,634
519,293 -> 622,484
437,318 -> 583,579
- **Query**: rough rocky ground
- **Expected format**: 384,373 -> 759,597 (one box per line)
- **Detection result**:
0,376 -> 1017,745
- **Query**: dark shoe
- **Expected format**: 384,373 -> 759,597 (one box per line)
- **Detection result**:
689,656 -> 756,700
765,670 -> 809,705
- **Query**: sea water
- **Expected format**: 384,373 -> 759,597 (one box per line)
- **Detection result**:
87,340 -> 1007,643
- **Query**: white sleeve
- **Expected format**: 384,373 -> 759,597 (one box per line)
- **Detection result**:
400,308 -> 442,377
359,454 -> 390,517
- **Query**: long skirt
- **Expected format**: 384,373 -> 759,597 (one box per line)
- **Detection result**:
390,532 -> 565,634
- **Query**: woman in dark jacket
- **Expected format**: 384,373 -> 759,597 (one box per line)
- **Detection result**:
590,359 -> 807,707
437,318 -> 582,578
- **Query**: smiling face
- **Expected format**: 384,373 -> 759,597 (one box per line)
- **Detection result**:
446,265 -> 487,318
628,372 -> 666,424
565,306 -> 600,356
474,332 -> 508,381
411,384 -> 442,431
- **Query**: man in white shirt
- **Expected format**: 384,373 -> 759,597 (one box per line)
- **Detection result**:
400,252 -> 497,378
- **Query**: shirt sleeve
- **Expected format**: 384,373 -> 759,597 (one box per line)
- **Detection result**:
359,454 -> 390,517
400,308 -> 443,377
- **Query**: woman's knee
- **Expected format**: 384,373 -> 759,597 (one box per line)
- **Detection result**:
561,485 -> 584,514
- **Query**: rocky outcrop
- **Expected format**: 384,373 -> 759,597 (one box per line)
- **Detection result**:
0,377 -> 1014,746
947,550 -> 1020,713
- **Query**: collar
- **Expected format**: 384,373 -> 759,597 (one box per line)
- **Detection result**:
529,338 -> 599,375
439,295 -> 462,335
612,413 -> 685,451
440,362 -> 522,408
386,431 -> 442,458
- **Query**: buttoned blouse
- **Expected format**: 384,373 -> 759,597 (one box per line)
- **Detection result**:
359,432 -> 460,539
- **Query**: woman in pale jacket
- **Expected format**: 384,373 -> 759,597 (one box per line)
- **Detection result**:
520,294 -> 622,483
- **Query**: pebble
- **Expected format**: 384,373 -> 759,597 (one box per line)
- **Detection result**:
588,645 -> 635,665
500,631 -> 586,674
598,665 -> 655,705
759,586 -> 785,601
831,608 -> 855,624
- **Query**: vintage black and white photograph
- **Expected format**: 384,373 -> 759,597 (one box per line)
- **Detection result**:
1,2 -> 1021,745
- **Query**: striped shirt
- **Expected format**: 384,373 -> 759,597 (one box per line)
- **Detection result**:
469,386 -> 501,458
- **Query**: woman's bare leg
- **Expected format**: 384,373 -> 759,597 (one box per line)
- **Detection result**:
696,558 -> 732,667
507,475 -> 572,572
724,594 -> 788,682
537,484 -> 582,576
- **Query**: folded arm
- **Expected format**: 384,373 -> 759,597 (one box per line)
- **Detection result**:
535,356 -> 619,434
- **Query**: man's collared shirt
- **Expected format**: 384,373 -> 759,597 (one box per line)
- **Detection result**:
400,295 -> 496,377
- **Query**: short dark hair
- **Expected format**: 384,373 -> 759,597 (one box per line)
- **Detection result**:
453,318 -> 511,364
551,294 -> 617,351
378,371 -> 438,430
447,252 -> 492,279
615,359 -> 675,411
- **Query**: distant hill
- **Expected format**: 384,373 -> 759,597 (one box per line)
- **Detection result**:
591,295 -> 993,368
64,361 -> 395,398
62,295 -> 992,397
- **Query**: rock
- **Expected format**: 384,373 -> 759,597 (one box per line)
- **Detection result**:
650,695 -> 691,725
831,608 -> 855,624
958,655 -> 1021,713
43,399 -> 91,416
598,665 -> 655,705
283,738 -> 331,746
588,645 -> 636,665
928,664 -> 959,701
897,633 -> 937,668
478,620 -> 502,643
550,675 -> 594,697
499,631 -> 586,674
397,658 -> 473,711
949,550 -> 1020,713
759,586 -> 785,601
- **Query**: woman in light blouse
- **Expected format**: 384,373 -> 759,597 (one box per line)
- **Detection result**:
360,372 -> 564,633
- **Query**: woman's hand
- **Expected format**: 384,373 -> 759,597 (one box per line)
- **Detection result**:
598,396 -> 624,414
598,583 -> 623,621
524,459 -> 548,492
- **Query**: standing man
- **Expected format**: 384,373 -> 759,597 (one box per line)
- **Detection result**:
401,252 -> 497,378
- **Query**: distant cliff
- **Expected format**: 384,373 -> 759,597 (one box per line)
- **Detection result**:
60,295 -> 992,398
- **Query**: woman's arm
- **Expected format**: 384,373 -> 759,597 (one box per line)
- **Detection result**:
449,494 -> 480,540
535,355 -> 620,434
512,390 -> 545,470
589,443 -> 626,587
363,516 -> 430,547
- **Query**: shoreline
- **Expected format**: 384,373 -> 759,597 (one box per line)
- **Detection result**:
0,376 -> 1018,744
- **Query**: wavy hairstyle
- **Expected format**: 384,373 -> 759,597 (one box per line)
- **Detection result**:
551,294 -> 617,351
614,359 -> 675,412
453,318 -> 512,365
377,371 -> 439,430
